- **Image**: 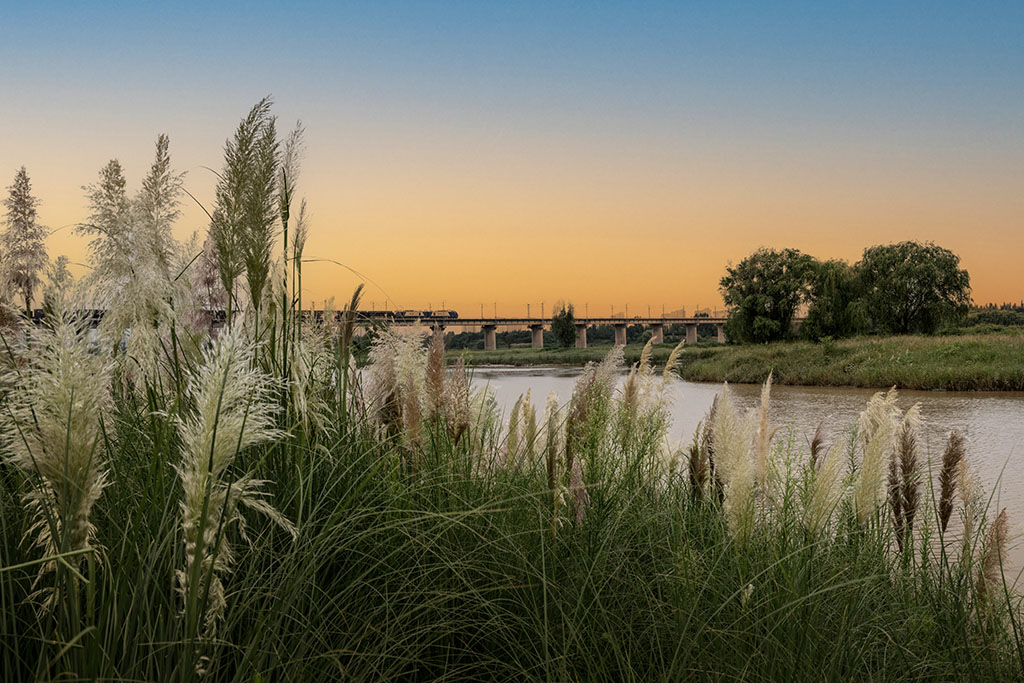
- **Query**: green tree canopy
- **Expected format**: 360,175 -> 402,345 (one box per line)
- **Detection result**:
857,241 -> 971,334
802,259 -> 869,340
719,248 -> 817,343
551,302 -> 576,348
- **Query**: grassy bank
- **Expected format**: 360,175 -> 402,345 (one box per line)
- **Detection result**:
680,331 -> 1024,391
458,332 -> 1024,391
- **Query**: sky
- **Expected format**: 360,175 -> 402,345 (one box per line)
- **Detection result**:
1,1 -> 1022,315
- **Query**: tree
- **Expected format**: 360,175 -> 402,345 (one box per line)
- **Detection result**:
551,302 -> 576,348
2,167 -> 48,314
857,241 -> 970,334
719,248 -> 817,343
802,259 -> 869,340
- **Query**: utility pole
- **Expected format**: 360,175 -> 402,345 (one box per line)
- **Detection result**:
527,303 -> 531,318
541,302 -> 545,319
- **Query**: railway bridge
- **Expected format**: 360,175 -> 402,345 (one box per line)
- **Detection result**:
410,316 -> 728,350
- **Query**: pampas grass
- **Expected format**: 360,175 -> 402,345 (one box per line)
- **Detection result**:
711,384 -> 756,544
854,389 -> 898,525
805,443 -> 845,536
0,310 -> 112,589
939,430 -> 967,534
175,321 -> 294,643
976,508 -> 1009,607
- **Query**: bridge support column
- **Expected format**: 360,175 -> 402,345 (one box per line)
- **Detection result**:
613,323 -> 627,347
530,324 -> 544,349
716,323 -> 726,344
483,324 -> 497,351
575,323 -> 588,348
685,323 -> 698,345
650,323 -> 664,344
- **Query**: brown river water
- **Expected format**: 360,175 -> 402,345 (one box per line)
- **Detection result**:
471,366 -> 1024,578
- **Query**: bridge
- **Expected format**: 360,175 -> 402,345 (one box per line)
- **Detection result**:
405,316 -> 729,350
26,309 -> 731,351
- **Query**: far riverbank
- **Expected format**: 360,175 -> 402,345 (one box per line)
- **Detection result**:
455,331 -> 1024,391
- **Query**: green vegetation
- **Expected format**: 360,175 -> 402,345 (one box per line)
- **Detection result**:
679,331 -> 1024,391
721,247 -> 817,343
2,101 -> 1022,681
550,301 -> 577,347
457,342 -> 700,366
720,242 -> 972,343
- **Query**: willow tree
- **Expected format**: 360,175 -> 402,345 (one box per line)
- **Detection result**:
2,167 -> 48,314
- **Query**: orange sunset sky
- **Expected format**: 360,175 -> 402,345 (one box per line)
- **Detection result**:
2,2 -> 1022,314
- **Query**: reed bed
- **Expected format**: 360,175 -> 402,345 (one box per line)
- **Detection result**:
1,104 -> 1022,681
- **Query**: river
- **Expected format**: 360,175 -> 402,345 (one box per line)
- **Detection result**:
470,365 -> 1024,577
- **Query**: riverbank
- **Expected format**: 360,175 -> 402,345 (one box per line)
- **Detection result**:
457,331 -> 1024,391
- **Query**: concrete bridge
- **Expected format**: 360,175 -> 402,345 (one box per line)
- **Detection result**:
26,309 -> 730,351
414,316 -> 729,350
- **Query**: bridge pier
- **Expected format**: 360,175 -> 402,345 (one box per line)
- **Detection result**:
483,324 -> 497,351
716,323 -> 726,344
613,323 -> 627,347
650,323 -> 664,344
575,323 -> 588,348
530,324 -> 544,349
685,323 -> 698,345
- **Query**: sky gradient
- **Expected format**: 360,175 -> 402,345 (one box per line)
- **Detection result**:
2,1 -> 1022,314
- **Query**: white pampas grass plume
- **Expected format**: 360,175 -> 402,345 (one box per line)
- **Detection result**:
854,389 -> 898,525
754,372 -> 778,489
175,322 -> 294,638
958,458 -> 984,559
712,384 -> 756,544
0,313 -> 112,586
662,340 -> 685,382
424,330 -> 445,421
805,443 -> 846,536
444,357 -> 471,446
975,508 -> 1008,607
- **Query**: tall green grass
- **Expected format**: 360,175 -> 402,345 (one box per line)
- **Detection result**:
677,332 -> 1024,390
2,311 -> 1021,680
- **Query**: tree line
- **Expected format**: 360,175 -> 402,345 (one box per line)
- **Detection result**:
720,242 -> 972,344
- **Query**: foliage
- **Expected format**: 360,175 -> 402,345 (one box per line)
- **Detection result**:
802,259 -> 869,340
719,247 -> 817,343
551,301 -> 576,347
1,166 -> 48,313
858,240 -> 971,334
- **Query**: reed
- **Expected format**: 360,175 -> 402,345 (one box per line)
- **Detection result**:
939,430 -> 967,533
